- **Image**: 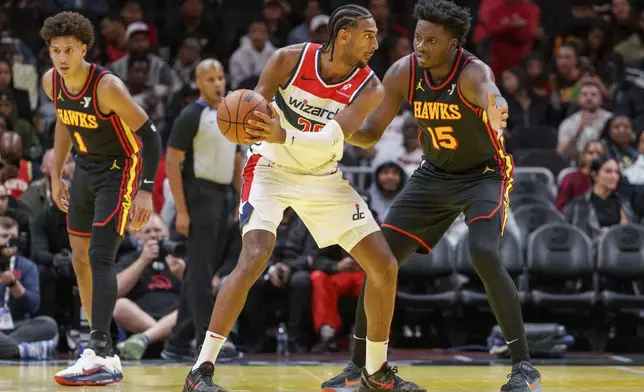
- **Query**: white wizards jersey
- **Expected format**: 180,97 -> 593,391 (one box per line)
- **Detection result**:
249,42 -> 375,171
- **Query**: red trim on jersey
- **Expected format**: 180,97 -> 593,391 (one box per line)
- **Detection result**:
92,70 -> 113,120
291,43 -> 374,105
408,53 -> 416,103
94,157 -> 131,227
241,154 -> 261,203
424,48 -> 463,91
52,70 -> 58,110
381,223 -> 432,253
111,116 -> 133,156
66,214 -> 92,237
61,64 -> 96,100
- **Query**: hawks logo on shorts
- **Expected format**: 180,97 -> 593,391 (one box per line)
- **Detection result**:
250,43 -> 375,171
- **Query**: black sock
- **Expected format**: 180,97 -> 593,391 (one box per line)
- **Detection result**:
88,330 -> 112,357
469,218 -> 530,364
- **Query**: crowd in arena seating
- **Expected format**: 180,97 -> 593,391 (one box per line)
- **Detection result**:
0,0 -> 642,361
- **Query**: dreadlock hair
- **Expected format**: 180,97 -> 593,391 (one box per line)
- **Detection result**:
413,0 -> 471,46
321,5 -> 373,61
40,11 -> 95,49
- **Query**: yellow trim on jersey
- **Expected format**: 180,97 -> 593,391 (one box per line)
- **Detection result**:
120,118 -> 141,154
118,155 -> 139,236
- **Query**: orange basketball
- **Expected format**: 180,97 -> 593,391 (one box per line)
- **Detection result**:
217,89 -> 272,145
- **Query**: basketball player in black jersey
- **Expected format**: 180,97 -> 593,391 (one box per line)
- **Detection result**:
39,12 -> 161,386
323,1 -> 541,392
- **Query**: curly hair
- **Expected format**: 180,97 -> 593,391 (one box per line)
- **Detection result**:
413,0 -> 472,45
321,5 -> 373,61
40,11 -> 95,49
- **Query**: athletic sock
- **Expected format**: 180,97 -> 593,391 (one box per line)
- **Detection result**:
352,335 -> 367,368
365,338 -> 388,375
193,331 -> 226,371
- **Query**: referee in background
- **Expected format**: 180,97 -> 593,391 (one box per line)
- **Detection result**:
161,59 -> 243,360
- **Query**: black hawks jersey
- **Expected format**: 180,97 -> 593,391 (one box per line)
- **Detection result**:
407,48 -> 513,175
53,63 -> 141,161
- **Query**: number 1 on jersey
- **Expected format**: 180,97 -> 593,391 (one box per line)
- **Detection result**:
426,126 -> 459,150
73,132 -> 88,153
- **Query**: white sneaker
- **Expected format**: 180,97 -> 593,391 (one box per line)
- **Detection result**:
54,348 -> 123,386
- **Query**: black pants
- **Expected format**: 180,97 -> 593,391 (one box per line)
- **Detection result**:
382,161 -> 511,258
0,316 -> 58,358
166,180 -> 230,351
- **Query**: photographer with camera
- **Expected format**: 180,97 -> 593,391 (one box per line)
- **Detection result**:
0,216 -> 58,360
113,214 -> 185,360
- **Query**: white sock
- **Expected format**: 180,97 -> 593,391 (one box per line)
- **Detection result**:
193,331 -> 226,371
365,338 -> 388,375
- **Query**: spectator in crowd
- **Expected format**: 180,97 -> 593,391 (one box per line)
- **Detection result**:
565,156 -> 633,238
583,21 -> 622,91
0,216 -> 58,360
556,140 -> 605,211
120,0 -> 158,48
0,89 -> 39,160
309,244 -> 364,353
550,42 -> 586,122
163,59 -> 242,360
0,183 -> 30,258
523,51 -> 550,97
389,31 -> 412,64
599,115 -> 639,169
0,59 -> 32,123
623,130 -> 644,185
367,0 -> 394,79
262,0 -> 292,48
114,215 -> 184,360
372,115 -> 422,178
0,132 -> 36,200
486,0 -> 541,79
368,161 -> 407,223
614,7 -> 644,62
126,52 -> 168,129
244,208 -> 315,353
229,19 -> 277,90
287,0 -> 322,45
500,67 -> 551,130
610,0 -> 636,45
557,80 -> 612,160
309,15 -> 330,45
172,37 -> 201,84
108,22 -> 183,94
100,13 -> 128,63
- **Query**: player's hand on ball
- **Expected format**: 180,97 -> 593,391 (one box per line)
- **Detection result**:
245,105 -> 286,144
487,92 -> 509,132
51,177 -> 69,213
129,190 -> 153,231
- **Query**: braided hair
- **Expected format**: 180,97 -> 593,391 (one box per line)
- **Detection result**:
321,5 -> 373,61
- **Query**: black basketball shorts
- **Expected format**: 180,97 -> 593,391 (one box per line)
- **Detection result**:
67,155 -> 142,237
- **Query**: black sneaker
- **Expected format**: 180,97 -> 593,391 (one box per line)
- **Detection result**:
320,361 -> 362,391
182,362 -> 226,392
501,361 -> 542,392
360,363 -> 427,392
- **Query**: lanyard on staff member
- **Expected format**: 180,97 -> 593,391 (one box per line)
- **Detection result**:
0,256 -> 15,330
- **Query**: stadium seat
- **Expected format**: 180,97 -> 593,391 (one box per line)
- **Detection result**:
513,149 -> 571,179
527,223 -> 596,309
514,204 -> 565,247
596,224 -> 644,310
453,230 -> 526,306
507,125 -> 558,150
397,239 -> 458,309
511,194 -> 555,210
513,166 -> 557,191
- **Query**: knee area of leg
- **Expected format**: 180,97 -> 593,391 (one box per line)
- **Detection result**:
370,256 -> 398,285
290,271 -> 312,289
88,247 -> 113,266
468,234 -> 498,258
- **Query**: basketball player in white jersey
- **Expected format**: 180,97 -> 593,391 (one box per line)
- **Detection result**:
181,5 -> 422,392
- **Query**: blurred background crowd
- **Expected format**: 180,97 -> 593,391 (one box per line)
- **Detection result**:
0,0 -> 643,363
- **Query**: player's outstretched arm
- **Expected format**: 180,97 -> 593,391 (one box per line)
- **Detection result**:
459,60 -> 509,133
346,56 -> 410,149
97,74 -> 161,229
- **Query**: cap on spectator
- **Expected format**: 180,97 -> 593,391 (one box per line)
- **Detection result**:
310,14 -> 330,32
264,0 -> 282,8
125,22 -> 149,41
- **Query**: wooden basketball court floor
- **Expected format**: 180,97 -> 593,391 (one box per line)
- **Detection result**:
1,363 -> 644,391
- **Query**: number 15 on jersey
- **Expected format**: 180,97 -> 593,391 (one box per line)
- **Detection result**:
425,126 -> 459,150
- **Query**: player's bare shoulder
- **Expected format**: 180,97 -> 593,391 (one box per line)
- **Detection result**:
41,68 -> 55,101
383,54 -> 413,100
458,58 -> 494,87
268,43 -> 306,86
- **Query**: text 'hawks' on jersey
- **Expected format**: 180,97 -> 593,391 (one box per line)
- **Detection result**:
251,42 -> 375,170
408,48 -> 513,176
53,63 -> 142,161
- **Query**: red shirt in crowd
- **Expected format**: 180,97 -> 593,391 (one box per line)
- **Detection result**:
556,170 -> 591,211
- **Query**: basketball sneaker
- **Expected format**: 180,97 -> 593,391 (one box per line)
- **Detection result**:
54,348 -> 123,386
182,361 -> 226,392
320,361 -> 362,390
501,361 -> 541,392
359,363 -> 427,392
